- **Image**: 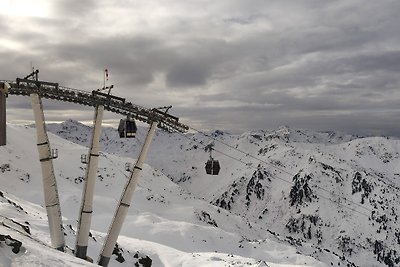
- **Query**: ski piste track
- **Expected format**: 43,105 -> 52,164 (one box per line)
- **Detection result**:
0,78 -> 189,133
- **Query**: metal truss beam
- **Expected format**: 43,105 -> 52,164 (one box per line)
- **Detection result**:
1,77 -> 188,133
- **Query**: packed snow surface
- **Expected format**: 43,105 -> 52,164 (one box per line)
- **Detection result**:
0,122 -> 331,266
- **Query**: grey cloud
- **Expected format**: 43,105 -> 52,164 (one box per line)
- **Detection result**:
166,61 -> 210,87
0,17 -> 10,33
1,0 -> 400,137
343,51 -> 400,73
178,105 -> 400,137
51,0 -> 98,17
14,36 -> 168,89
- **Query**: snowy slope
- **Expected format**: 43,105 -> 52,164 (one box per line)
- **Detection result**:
0,123 -> 326,267
45,120 -> 400,267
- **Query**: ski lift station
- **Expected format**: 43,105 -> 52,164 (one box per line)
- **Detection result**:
0,70 -> 191,266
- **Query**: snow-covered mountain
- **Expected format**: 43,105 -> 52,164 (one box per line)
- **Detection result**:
45,120 -> 400,267
2,120 -> 400,266
0,122 -> 327,267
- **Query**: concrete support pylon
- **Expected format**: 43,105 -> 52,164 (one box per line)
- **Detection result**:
30,93 -> 65,251
98,121 -> 157,267
75,105 -> 104,259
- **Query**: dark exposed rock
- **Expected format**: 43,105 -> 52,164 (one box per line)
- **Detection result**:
373,240 -> 400,267
133,252 -> 152,267
213,191 -> 233,211
258,144 -> 278,155
112,243 -> 125,263
352,172 -> 373,204
246,166 -> 270,206
337,235 -> 355,256
0,234 -> 23,254
286,214 -> 322,243
289,171 -> 314,206
1,163 -> 11,172
196,210 -> 218,227
138,256 -> 152,267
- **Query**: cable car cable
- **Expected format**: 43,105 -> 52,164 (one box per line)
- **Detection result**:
186,126 -> 374,214
189,123 -> 400,196
175,130 -> 374,219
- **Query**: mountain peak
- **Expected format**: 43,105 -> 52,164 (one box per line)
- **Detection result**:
61,119 -> 85,127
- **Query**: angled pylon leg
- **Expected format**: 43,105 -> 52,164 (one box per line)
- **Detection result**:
98,121 -> 157,267
30,93 -> 65,251
75,105 -> 104,259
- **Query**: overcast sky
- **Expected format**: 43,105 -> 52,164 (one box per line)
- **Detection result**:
1,0 -> 400,136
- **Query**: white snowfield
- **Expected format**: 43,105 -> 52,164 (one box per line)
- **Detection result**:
0,123 -> 327,267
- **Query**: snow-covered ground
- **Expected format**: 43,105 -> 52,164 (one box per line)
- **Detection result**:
46,120 -> 400,266
1,123 -> 327,267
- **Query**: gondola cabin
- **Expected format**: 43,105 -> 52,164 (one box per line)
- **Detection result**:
205,159 -> 220,175
204,143 -> 220,175
118,118 -> 137,138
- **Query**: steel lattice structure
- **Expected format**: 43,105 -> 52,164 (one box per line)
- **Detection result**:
0,78 -> 189,133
